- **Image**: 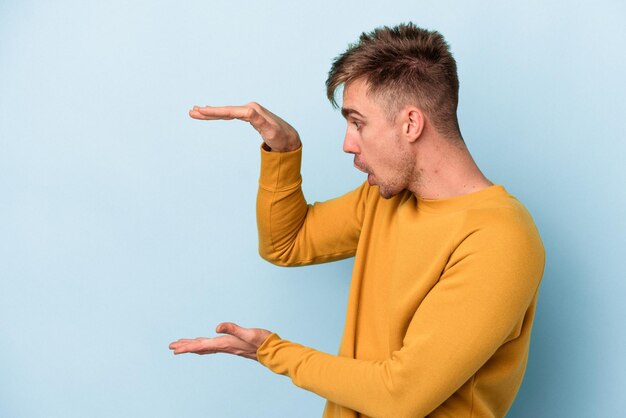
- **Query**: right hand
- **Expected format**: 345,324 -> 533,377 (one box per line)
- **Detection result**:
189,102 -> 302,152
168,322 -> 272,362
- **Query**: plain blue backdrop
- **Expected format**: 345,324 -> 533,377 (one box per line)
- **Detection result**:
1,1 -> 625,417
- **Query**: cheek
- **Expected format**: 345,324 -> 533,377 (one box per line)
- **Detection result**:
374,139 -> 404,173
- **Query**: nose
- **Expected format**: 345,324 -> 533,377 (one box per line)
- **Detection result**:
343,131 -> 359,154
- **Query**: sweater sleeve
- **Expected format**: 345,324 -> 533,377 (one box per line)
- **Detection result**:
256,213 -> 546,418
256,144 -> 369,266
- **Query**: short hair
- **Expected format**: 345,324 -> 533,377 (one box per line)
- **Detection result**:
326,23 -> 461,139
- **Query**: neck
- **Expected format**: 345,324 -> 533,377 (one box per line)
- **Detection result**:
408,135 -> 493,200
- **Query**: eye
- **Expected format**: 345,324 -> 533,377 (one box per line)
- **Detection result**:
352,120 -> 362,130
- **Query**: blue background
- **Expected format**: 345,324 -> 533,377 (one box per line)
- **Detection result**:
1,1 -> 624,417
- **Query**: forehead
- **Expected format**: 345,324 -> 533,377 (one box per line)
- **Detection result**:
342,78 -> 384,117
342,78 -> 369,104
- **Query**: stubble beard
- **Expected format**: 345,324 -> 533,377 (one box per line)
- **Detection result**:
378,145 -> 418,200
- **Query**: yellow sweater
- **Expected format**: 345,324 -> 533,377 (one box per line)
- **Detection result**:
255,146 -> 545,418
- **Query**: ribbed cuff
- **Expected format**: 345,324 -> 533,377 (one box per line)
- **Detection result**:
258,144 -> 303,191
256,332 -> 283,369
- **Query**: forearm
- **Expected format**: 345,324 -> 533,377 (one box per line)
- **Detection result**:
256,333 -> 458,418
256,144 -> 366,266
255,228 -> 544,417
256,144 -> 311,265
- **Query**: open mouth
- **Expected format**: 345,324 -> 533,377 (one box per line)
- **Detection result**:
354,159 -> 375,185
353,159 -> 368,174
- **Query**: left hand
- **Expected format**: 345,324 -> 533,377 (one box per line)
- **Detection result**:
168,322 -> 272,361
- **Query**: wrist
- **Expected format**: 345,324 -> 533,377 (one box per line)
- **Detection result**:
264,139 -> 302,153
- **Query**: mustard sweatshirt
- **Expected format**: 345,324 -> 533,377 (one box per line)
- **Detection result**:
255,145 -> 545,418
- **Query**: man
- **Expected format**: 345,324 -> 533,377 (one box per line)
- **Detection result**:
169,23 -> 545,418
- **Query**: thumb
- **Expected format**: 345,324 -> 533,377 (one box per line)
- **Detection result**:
216,322 -> 249,340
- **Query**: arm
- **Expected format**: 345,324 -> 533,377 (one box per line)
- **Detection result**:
169,218 -> 545,417
190,102 -> 368,267
256,145 -> 369,266
254,218 -> 545,417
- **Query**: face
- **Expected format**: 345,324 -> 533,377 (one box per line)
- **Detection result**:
341,79 -> 416,199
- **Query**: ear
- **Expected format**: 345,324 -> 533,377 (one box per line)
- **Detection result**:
401,107 -> 425,143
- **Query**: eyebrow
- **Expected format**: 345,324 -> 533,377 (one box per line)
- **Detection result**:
341,107 -> 366,119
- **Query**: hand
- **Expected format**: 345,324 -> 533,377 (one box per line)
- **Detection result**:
168,322 -> 272,361
189,102 -> 302,152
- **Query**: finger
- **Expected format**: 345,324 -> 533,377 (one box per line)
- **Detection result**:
194,105 -> 271,133
171,338 -> 216,355
169,342 -> 182,350
172,337 -> 260,360
171,338 -> 197,344
172,335 -> 237,355
173,342 -> 214,355
193,105 -> 255,121
215,322 -> 257,343
189,107 -> 229,121
169,337 -> 211,351
168,339 -> 197,349
215,321 -> 239,335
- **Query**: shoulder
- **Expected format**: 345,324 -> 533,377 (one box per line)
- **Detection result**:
439,193 -> 546,295
465,188 -> 541,240
452,189 -> 546,271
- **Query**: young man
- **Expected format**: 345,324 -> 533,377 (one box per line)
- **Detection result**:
169,23 -> 545,418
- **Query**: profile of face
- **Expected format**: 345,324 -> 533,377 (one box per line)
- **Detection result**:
342,78 -> 416,199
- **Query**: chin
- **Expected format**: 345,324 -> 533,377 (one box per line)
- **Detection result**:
377,185 -> 402,200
